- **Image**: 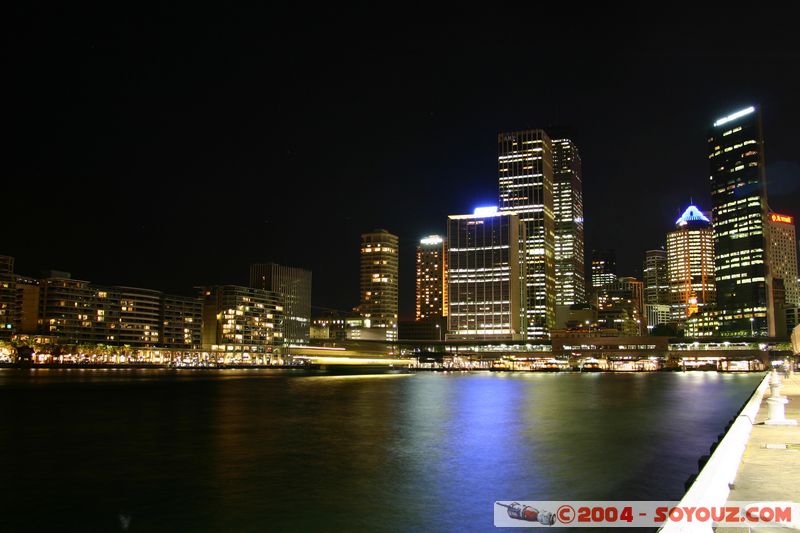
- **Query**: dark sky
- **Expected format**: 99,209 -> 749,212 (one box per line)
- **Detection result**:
6,6 -> 800,320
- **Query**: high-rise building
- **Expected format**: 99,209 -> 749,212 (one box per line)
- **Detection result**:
591,249 -> 617,288
667,205 -> 716,322
446,207 -> 527,340
359,230 -> 399,337
552,139 -> 585,306
643,249 -> 669,305
498,129 -> 555,338
199,285 -> 284,354
767,213 -> 799,307
250,263 -> 312,345
709,106 -> 773,336
415,235 -> 448,321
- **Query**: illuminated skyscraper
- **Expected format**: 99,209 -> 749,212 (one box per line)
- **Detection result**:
498,129 -> 555,338
415,235 -> 448,321
767,213 -> 799,307
667,205 -> 716,322
250,263 -> 312,345
359,229 -> 399,335
709,106 -> 772,336
552,138 -> 585,306
447,207 -> 527,340
643,249 -> 669,305
591,249 -> 617,288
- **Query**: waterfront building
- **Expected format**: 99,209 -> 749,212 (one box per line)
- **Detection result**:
161,294 -> 203,349
311,311 -> 364,341
709,106 -> 772,336
552,138 -> 585,306
199,285 -> 284,355
767,213 -> 799,307
596,277 -> 644,335
498,129 -> 555,338
359,229 -> 399,339
116,287 -> 162,347
250,263 -> 312,344
667,205 -> 716,322
14,276 -> 40,334
447,207 -> 527,340
0,256 -> 15,338
415,235 -> 448,321
591,249 -> 617,288
38,274 -> 103,344
643,249 -> 669,305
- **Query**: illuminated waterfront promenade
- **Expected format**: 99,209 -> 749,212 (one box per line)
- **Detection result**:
0,336 -> 794,370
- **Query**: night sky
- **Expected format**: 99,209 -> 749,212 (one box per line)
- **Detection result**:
6,6 -> 800,320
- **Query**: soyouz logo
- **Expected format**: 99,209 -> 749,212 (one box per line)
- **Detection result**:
493,501 -> 799,528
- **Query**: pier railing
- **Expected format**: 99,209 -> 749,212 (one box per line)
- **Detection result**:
658,372 -> 771,533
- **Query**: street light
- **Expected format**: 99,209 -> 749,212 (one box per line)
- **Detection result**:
749,317 -> 755,337
435,324 -> 441,341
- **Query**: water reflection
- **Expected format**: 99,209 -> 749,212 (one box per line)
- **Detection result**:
0,370 -> 762,531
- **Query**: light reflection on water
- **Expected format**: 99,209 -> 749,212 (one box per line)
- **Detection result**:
0,370 -> 762,531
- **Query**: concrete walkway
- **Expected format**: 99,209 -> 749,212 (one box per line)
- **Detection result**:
718,369 -> 800,532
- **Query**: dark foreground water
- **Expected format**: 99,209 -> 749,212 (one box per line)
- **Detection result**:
0,369 -> 762,532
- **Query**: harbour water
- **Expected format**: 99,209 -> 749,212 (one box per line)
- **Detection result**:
0,369 -> 763,531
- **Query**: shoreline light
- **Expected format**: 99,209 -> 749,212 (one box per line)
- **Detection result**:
713,106 -> 755,127
420,235 -> 444,245
473,206 -> 498,216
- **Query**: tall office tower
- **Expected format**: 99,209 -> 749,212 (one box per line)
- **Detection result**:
767,213 -> 799,307
667,205 -> 716,322
359,229 -> 399,334
250,263 -> 312,344
447,207 -> 527,340
498,129 -> 555,338
552,138 -> 586,306
0,256 -> 15,338
643,249 -> 669,305
591,249 -> 617,288
415,235 -> 448,321
709,106 -> 773,336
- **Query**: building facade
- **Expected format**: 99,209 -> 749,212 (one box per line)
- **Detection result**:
552,138 -> 586,306
667,205 -> 716,322
199,285 -> 284,354
415,235 -> 448,321
0,256 -> 15,338
161,294 -> 203,349
591,249 -> 617,288
498,129 -> 555,338
767,213 -> 799,307
359,230 -> 399,336
709,106 -> 772,336
447,208 -> 527,340
250,263 -> 312,345
643,249 -> 669,305
596,277 -> 644,335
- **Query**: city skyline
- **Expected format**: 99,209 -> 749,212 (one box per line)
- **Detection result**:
5,9 -> 799,321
